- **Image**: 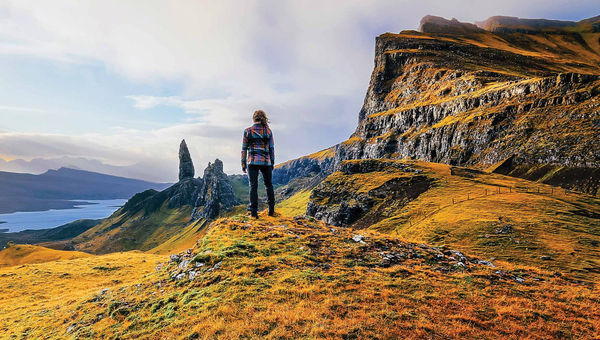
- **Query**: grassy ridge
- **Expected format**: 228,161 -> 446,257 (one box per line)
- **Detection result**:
73,204 -> 193,254
0,244 -> 91,267
1,214 -> 596,338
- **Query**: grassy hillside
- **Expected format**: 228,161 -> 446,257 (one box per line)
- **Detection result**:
0,244 -> 91,267
148,219 -> 208,255
276,189 -> 312,216
1,214 -> 597,338
73,204 -> 193,254
0,218 -> 101,249
307,160 -> 600,282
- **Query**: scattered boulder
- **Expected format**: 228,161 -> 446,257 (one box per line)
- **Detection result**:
477,260 -> 496,267
352,235 -> 366,244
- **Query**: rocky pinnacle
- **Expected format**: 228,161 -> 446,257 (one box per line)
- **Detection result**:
178,139 -> 195,181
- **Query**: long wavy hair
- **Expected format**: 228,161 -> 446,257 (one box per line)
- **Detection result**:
253,110 -> 269,127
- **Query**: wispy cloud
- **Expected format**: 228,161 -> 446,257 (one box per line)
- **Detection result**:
0,1 -> 597,180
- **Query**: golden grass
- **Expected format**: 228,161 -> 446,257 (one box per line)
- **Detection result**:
313,160 -> 600,282
276,190 -> 312,217
4,214 -> 596,339
74,205 -> 193,254
0,244 -> 91,267
0,251 -> 166,338
149,219 -> 208,255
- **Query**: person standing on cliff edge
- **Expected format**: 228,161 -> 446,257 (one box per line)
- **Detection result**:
241,110 -> 275,218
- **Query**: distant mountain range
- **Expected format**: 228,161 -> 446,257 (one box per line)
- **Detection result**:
0,156 -> 177,183
0,167 -> 170,214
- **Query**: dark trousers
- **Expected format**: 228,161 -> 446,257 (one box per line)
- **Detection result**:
248,164 -> 275,213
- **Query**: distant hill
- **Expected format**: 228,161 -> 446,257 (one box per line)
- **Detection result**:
0,167 -> 170,213
0,244 -> 91,267
0,219 -> 102,249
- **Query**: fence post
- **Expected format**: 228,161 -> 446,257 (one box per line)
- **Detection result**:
509,186 -> 512,193
485,189 -> 487,196
452,198 -> 455,204
467,193 -> 470,200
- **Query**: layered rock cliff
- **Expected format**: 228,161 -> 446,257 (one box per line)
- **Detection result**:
333,15 -> 600,195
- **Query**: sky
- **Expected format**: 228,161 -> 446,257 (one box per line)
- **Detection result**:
0,0 -> 597,182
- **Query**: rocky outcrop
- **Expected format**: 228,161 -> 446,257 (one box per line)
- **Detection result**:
334,15 -> 600,195
191,159 -> 239,220
306,160 -> 431,227
475,15 -> 600,33
115,148 -> 238,220
178,139 -> 195,181
419,15 -> 484,34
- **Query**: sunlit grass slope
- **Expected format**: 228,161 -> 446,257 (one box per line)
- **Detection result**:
149,219 -> 208,255
6,214 -> 597,339
0,244 -> 91,267
276,189 -> 312,216
73,204 -> 192,254
313,159 -> 600,281
0,251 -> 166,338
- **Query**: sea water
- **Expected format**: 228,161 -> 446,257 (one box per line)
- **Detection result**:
0,199 -> 127,233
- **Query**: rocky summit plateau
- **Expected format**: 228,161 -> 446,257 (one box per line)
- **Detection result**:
1,13 -> 600,340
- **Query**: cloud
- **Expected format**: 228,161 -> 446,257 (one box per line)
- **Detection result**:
0,1 -> 598,181
0,105 -> 45,113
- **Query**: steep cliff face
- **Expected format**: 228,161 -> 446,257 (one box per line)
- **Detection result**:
272,147 -> 337,199
334,15 -> 600,195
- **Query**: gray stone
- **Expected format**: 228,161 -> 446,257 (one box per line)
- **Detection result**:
191,159 -> 239,220
179,139 -> 195,181
352,235 -> 366,244
477,260 -> 495,267
178,260 -> 190,270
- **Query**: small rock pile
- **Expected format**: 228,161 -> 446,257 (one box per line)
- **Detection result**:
349,233 -> 533,283
164,248 -> 222,282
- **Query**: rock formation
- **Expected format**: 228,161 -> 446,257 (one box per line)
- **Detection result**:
306,160 -> 431,227
419,15 -> 484,34
178,139 -> 195,181
115,145 -> 238,220
191,159 -> 239,220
